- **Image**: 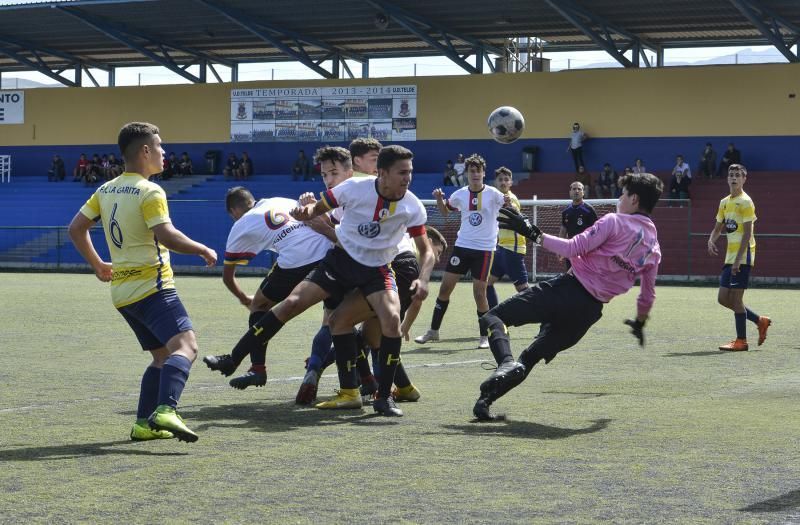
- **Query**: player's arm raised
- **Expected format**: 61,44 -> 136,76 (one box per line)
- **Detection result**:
68,212 -> 113,282
291,198 -> 329,222
432,188 -> 450,217
151,222 -> 217,266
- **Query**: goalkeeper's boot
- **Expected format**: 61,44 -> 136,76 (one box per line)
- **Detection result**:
472,398 -> 504,422
359,374 -> 379,403
203,354 -> 238,377
374,396 -> 403,417
229,367 -> 267,390
295,369 -> 320,405
472,361 -> 526,422
148,405 -> 198,443
130,419 -> 174,441
414,329 -> 439,344
392,384 -> 421,402
315,388 -> 362,410
478,336 -> 490,349
757,316 -> 771,346
719,338 -> 749,351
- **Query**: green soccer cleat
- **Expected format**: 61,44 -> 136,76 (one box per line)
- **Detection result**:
148,405 -> 198,443
130,419 -> 174,441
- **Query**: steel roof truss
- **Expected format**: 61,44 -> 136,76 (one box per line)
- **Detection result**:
729,0 -> 798,62
0,43 -> 77,86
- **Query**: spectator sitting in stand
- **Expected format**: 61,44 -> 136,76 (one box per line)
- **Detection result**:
698,143 -> 717,179
99,154 -> 112,181
443,160 -> 463,187
669,165 -> 691,204
108,153 -> 123,178
717,143 -> 741,178
240,152 -> 253,180
162,152 -> 177,180
178,152 -> 193,176
292,149 -> 311,181
575,165 -> 593,198
617,167 -> 632,197
672,155 -> 691,181
48,154 -> 66,182
73,153 -> 88,182
84,155 -> 101,185
632,158 -> 647,174
224,153 -> 241,180
596,163 -> 617,198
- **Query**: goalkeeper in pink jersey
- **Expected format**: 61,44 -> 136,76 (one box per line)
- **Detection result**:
473,172 -> 663,421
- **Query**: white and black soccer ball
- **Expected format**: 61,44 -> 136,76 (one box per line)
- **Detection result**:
487,106 -> 525,144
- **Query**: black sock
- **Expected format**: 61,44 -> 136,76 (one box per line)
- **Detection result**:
394,363 -> 411,389
356,344 -> 373,381
248,310 -> 262,327
431,299 -> 449,330
332,333 -> 359,390
477,310 -> 489,336
377,335 -> 402,398
231,311 -> 284,366
735,312 -> 747,339
480,312 -> 513,364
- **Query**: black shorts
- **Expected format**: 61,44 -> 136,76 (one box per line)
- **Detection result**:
393,251 -> 420,317
259,260 -> 321,303
445,245 -> 494,281
306,246 -> 397,305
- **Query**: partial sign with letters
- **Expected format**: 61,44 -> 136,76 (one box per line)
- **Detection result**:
0,90 -> 24,124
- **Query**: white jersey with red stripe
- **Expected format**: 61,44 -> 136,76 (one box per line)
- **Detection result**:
224,197 -> 332,269
446,184 -> 505,251
320,176 -> 427,267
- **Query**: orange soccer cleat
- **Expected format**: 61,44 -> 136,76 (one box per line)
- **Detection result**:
719,338 -> 749,352
756,316 -> 772,346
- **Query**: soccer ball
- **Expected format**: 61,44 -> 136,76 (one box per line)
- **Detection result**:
488,106 -> 525,144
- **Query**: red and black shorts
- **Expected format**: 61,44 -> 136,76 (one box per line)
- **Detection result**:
306,246 -> 397,307
445,245 -> 494,282
259,260 -> 322,303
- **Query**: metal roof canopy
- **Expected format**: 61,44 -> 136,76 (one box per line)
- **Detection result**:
0,0 -> 798,86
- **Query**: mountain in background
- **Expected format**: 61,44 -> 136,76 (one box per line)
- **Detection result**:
567,47 -> 788,70
2,77 -> 63,89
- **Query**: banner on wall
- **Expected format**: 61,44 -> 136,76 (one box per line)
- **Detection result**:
0,91 -> 24,124
230,85 -> 417,142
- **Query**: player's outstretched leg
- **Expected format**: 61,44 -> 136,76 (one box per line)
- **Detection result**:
229,366 -> 268,389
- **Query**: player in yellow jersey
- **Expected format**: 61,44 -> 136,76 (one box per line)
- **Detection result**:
707,164 -> 771,351
68,122 -> 217,442
487,167 -> 530,308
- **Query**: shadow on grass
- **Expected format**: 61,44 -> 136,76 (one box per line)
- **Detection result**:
186,401 -> 399,434
0,440 -> 188,462
438,418 -> 611,440
540,391 -> 611,398
739,488 -> 800,512
662,351 -> 728,357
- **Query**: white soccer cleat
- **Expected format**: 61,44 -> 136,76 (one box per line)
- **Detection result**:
478,336 -> 490,349
414,329 -> 439,344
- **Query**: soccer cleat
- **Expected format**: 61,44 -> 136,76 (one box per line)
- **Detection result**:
295,369 -> 320,405
315,388 -> 362,410
130,419 -> 174,441
478,336 -> 490,349
203,354 -> 237,377
414,329 -> 439,344
374,396 -> 403,417
148,405 -> 198,443
479,361 -> 526,401
719,338 -> 749,351
472,398 -> 505,422
392,384 -> 421,402
229,368 -> 267,390
359,374 -> 379,402
756,316 -> 771,346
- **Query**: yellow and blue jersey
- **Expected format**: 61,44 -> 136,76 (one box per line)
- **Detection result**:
716,191 -> 757,265
497,191 -> 527,255
80,172 -> 174,307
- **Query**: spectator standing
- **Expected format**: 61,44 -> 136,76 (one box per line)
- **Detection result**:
566,122 -> 588,171
292,149 -> 311,181
698,143 -> 717,179
453,154 -> 466,184
717,143 -> 741,178
443,160 -> 462,187
48,154 -> 65,181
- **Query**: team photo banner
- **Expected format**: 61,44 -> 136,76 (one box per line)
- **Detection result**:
0,90 -> 24,124
230,85 -> 417,143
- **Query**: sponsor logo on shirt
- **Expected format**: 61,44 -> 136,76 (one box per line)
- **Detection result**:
358,221 -> 381,238
265,211 -> 290,230
724,218 -> 738,233
469,212 -> 483,226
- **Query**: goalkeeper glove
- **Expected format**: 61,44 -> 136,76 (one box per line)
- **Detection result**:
624,319 -> 646,347
498,207 -> 543,244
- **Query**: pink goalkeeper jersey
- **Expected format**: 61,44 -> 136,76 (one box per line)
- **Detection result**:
541,212 -> 661,317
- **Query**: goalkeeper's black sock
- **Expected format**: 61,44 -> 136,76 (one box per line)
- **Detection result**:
431,298 -> 449,330
479,311 -> 513,364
